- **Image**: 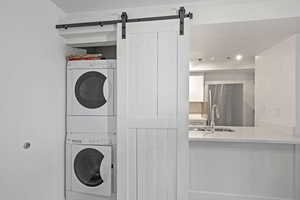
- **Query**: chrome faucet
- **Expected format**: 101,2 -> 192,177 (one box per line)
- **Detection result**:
208,89 -> 220,132
210,104 -> 220,131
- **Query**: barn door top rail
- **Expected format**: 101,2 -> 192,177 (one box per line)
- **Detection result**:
56,7 -> 193,38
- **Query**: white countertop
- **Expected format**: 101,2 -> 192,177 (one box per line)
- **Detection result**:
189,126 -> 300,144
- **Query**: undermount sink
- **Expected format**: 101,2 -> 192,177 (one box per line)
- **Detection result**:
214,128 -> 235,132
189,127 -> 235,133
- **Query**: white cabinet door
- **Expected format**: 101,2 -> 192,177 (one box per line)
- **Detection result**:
189,75 -> 204,102
117,19 -> 190,200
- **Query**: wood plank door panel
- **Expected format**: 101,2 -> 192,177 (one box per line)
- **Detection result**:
137,129 -> 177,200
117,19 -> 189,200
127,32 -> 158,119
125,128 -> 177,200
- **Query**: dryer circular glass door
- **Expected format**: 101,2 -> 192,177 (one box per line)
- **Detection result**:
75,71 -> 107,109
74,148 -> 104,187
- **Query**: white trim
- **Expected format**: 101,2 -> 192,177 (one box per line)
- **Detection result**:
116,23 -> 127,200
177,18 -> 190,200
189,190 -> 293,200
295,145 -> 300,199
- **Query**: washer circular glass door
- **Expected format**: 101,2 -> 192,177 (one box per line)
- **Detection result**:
75,71 -> 107,109
74,148 -> 104,187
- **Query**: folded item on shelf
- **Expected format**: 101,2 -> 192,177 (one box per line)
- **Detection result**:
67,53 -> 104,61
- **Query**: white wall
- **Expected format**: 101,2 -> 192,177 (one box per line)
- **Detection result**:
255,35 -> 298,129
0,0 -> 66,200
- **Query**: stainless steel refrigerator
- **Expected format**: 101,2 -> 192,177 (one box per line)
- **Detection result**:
208,83 -> 244,126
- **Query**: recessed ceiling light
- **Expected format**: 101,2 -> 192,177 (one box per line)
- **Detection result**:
235,54 -> 243,61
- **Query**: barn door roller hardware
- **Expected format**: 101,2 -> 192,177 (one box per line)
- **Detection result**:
56,7 -> 193,38
179,7 -> 186,35
121,12 -> 128,39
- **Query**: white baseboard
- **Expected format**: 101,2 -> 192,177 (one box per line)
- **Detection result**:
189,190 -> 293,200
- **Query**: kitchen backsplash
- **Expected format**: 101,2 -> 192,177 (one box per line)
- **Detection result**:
190,102 -> 208,114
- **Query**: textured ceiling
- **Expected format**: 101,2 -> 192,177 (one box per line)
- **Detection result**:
51,0 -> 205,13
191,17 -> 300,60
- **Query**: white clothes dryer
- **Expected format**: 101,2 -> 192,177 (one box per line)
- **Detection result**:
66,134 -> 113,200
67,60 -> 116,116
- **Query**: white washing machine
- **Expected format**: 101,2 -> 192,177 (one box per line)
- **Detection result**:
66,134 -> 115,200
67,60 -> 116,116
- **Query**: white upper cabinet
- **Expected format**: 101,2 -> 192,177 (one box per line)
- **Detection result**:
189,75 -> 204,102
59,25 -> 116,47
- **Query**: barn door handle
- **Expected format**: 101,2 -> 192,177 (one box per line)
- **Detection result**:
23,142 -> 31,149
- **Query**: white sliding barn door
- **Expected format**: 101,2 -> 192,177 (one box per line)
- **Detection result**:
117,19 -> 189,200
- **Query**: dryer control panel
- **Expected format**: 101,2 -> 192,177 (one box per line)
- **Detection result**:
67,60 -> 116,69
66,133 -> 115,145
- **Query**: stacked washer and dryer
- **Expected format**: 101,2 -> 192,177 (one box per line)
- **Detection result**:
66,59 -> 116,200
